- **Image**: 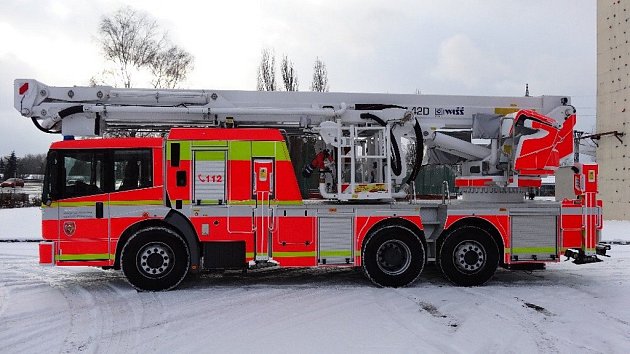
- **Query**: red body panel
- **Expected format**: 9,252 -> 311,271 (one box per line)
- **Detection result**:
512,110 -> 565,176
39,242 -> 54,264
166,159 -> 191,202
227,160 -> 252,201
51,137 -> 162,149
274,161 -> 302,202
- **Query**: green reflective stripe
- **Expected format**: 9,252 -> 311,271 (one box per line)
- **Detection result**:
228,200 -> 254,205
195,151 -> 226,161
167,141 -> 191,161
277,143 -> 291,162
192,140 -> 228,147
511,247 -> 557,254
320,250 -> 352,257
56,253 -> 112,261
52,200 -> 163,208
252,141 -> 276,157
276,200 -> 303,205
274,251 -> 317,258
245,251 -> 317,258
251,141 -> 290,161
229,141 -> 251,161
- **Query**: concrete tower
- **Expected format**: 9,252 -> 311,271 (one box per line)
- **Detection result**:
597,1 -> 630,220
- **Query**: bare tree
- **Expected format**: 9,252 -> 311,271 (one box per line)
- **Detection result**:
95,6 -> 193,89
150,45 -> 194,89
310,57 -> 329,92
18,153 -> 46,175
281,55 -> 299,91
257,48 -> 276,91
89,68 -> 119,87
97,7 -> 163,88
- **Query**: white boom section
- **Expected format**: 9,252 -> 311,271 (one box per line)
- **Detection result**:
15,79 -> 572,137
14,79 -> 577,201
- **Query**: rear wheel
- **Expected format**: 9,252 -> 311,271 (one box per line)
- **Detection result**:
438,226 -> 499,286
362,225 -> 425,287
121,227 -> 190,291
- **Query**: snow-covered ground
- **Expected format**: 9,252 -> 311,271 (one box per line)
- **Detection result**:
1,208 -> 629,353
0,207 -> 41,241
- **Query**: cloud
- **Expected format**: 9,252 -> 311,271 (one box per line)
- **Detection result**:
433,34 -> 512,89
0,54 -> 59,156
0,0 -> 596,154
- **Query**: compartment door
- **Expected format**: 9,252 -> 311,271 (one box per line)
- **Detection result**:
193,150 -> 226,205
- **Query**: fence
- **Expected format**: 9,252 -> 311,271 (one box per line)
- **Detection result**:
0,191 -> 35,208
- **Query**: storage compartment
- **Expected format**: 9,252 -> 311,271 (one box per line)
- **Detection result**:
193,150 -> 227,204
511,214 -> 558,261
318,217 -> 353,265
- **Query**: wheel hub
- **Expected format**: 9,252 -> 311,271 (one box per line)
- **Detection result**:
138,243 -> 173,278
376,240 -> 412,276
454,240 -> 486,272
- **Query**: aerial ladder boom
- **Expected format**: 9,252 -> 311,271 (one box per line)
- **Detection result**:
15,79 -> 573,134
14,79 -> 577,201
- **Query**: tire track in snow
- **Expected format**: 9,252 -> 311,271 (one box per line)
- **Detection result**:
369,288 -> 460,352
458,286 -> 608,353
461,287 -> 558,353
0,249 -> 72,353
55,276 -> 145,353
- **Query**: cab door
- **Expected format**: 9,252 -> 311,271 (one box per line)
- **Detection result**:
56,150 -> 111,264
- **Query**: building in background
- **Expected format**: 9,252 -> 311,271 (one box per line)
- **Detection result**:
597,1 -> 630,220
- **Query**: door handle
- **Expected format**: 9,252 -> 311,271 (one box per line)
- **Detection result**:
96,202 -> 104,219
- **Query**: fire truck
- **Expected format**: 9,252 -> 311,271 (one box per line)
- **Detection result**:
14,79 -> 607,291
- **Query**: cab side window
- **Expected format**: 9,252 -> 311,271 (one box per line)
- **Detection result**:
114,150 -> 153,191
61,151 -> 105,198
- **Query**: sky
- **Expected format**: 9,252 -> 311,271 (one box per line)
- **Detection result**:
0,0 -> 596,156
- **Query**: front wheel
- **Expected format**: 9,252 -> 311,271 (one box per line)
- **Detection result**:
438,226 -> 499,286
362,225 -> 425,287
121,227 -> 190,291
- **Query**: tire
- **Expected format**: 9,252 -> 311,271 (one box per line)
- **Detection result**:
362,224 -> 425,287
121,227 -> 190,291
438,226 -> 499,286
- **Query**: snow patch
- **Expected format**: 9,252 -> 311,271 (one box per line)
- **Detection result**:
0,207 -> 41,241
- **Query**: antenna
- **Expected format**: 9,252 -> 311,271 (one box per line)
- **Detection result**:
525,83 -> 530,97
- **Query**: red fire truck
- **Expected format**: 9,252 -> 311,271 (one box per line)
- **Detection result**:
14,79 -> 607,291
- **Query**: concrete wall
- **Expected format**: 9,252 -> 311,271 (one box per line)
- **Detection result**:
597,1 -> 630,220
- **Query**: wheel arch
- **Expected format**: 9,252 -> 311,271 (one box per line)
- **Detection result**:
362,217 -> 426,251
438,217 -> 505,263
114,210 -> 201,271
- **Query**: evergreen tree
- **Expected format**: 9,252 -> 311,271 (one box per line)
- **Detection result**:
5,151 -> 18,179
